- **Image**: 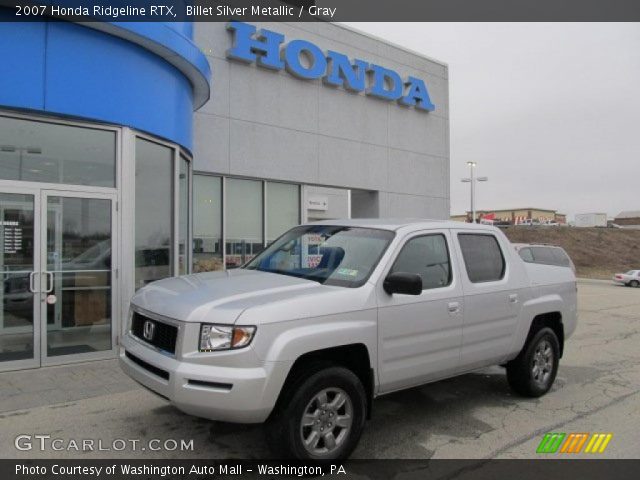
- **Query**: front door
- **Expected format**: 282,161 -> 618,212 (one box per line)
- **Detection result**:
377,230 -> 464,393
0,187 -> 117,370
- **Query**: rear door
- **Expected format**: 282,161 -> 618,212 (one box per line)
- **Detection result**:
453,229 -> 527,370
377,229 -> 464,392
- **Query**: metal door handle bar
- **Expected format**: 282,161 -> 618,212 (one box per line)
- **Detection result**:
29,272 -> 38,293
45,272 -> 54,293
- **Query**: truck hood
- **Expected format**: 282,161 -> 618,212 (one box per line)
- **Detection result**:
131,269 -> 322,324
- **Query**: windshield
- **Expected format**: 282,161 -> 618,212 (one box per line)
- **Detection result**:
244,225 -> 395,287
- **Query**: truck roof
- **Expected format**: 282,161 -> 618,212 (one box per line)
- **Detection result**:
305,218 -> 497,232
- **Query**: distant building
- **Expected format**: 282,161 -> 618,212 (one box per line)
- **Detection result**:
451,208 -> 566,225
574,213 -> 608,228
614,211 -> 640,228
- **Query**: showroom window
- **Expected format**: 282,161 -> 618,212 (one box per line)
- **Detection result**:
193,175 -> 223,272
134,138 -> 174,290
192,175 -> 300,271
266,182 -> 300,245
226,178 -> 263,268
0,115 -> 116,187
134,138 -> 191,288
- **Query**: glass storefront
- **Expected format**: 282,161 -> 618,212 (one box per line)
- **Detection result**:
0,193 -> 35,362
0,116 -> 116,187
0,112 -> 190,371
45,195 -> 113,357
266,181 -> 300,245
226,178 -> 263,268
134,138 -> 174,290
193,175 -> 222,272
193,175 -> 300,272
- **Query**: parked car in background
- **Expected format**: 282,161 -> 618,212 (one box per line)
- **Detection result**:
613,270 -> 640,287
513,243 -> 576,274
120,220 -> 577,460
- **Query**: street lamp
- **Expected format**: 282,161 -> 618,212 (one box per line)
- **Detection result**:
461,161 -> 488,223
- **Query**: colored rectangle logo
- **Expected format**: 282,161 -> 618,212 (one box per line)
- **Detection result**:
537,433 -> 612,454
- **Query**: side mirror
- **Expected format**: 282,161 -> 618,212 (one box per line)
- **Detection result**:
383,272 -> 422,295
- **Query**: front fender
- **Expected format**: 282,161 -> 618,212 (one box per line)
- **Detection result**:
244,310 -> 378,416
251,310 -> 378,363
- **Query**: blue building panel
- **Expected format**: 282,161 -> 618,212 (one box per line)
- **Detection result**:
0,10 -> 211,151
0,17 -> 47,111
45,21 -> 194,149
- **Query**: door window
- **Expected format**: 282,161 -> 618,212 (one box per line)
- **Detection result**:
390,234 -> 452,290
458,234 -> 505,283
45,196 -> 112,357
0,193 -> 35,363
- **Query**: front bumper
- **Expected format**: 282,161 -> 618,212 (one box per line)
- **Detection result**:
119,334 -> 290,423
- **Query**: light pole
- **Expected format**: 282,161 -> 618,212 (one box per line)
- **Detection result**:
461,162 -> 488,223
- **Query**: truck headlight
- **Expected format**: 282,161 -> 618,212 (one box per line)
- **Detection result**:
199,324 -> 256,352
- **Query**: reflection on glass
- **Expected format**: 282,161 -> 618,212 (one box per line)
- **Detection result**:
226,178 -> 263,268
178,156 -> 189,275
0,193 -> 35,362
193,175 -> 223,272
135,138 -> 173,289
267,182 -> 299,245
0,116 -> 116,187
46,197 -> 112,357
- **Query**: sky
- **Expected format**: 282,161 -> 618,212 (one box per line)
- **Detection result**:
344,23 -> 640,220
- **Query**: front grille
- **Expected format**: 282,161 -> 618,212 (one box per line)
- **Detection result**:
131,312 -> 178,354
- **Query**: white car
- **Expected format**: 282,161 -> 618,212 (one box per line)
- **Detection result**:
120,219 -> 577,460
613,270 -> 640,287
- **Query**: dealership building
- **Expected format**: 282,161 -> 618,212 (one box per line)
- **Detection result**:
0,17 -> 450,370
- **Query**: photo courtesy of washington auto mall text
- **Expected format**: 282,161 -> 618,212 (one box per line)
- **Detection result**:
1,0 -> 639,479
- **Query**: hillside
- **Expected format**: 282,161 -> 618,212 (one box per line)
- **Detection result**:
501,226 -> 640,279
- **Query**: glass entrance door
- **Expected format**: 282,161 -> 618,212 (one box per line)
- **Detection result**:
0,187 -> 118,370
0,189 -> 40,370
40,191 -> 117,365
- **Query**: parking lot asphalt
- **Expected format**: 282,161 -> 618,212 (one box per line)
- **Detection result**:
1,282 -> 638,459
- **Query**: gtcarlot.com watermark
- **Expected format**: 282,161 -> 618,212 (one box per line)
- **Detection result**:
15,434 -> 194,452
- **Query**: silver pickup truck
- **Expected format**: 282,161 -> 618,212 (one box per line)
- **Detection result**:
120,219 -> 577,460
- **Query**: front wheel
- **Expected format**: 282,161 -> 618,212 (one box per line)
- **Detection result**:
266,366 -> 367,460
506,327 -> 560,397
630,280 -> 639,288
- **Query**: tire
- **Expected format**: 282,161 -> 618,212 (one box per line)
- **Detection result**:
630,280 -> 639,288
506,327 -> 560,397
266,365 -> 367,460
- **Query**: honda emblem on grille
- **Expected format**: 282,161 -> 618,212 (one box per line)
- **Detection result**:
142,320 -> 155,341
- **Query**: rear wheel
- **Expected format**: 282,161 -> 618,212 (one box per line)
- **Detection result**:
630,280 -> 639,288
266,366 -> 366,460
506,327 -> 560,397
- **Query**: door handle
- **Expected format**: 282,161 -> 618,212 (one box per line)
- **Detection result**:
29,272 -> 38,293
509,293 -> 519,304
448,302 -> 460,313
44,272 -> 54,293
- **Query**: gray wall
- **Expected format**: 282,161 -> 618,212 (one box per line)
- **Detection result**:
193,22 -> 450,219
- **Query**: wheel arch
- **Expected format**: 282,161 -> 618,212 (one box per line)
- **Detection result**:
527,311 -> 564,357
269,343 -> 374,420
